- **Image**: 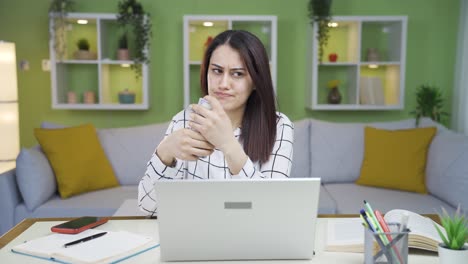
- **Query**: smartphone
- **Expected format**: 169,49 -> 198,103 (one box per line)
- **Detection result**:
51,216 -> 109,234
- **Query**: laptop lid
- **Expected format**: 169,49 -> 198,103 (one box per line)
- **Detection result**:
155,178 -> 321,261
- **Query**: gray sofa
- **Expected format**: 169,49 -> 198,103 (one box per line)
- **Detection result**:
1,117 -> 467,236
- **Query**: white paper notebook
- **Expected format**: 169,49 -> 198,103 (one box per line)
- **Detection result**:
11,229 -> 158,264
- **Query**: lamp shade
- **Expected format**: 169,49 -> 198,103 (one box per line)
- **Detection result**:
0,41 -> 19,172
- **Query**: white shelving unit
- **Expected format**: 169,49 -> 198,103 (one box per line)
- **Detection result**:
306,16 -> 407,110
183,15 -> 277,107
49,13 -> 149,110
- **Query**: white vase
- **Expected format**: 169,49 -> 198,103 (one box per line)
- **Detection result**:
438,244 -> 468,264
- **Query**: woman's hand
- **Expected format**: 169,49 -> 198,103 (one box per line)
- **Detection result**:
189,96 -> 237,152
156,128 -> 215,165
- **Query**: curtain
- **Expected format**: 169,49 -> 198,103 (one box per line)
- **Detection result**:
452,0 -> 468,135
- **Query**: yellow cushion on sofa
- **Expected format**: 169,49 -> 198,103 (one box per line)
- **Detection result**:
356,126 -> 437,193
34,124 -> 119,198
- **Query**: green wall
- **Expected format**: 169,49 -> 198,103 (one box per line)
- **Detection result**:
0,0 -> 461,147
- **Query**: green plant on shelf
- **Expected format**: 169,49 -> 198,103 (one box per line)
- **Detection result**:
76,38 -> 90,51
308,0 -> 333,63
118,32 -> 128,50
49,0 -> 75,60
117,0 -> 152,78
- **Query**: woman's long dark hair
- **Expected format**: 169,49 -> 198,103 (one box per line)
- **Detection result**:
200,30 -> 277,165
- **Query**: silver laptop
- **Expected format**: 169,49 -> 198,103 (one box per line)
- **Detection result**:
155,178 -> 321,261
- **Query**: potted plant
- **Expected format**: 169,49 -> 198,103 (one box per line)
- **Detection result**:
117,0 -> 152,77
411,84 -> 449,126
117,32 -> 130,60
49,0 -> 75,60
308,0 -> 333,63
434,205 -> 468,263
74,38 -> 95,60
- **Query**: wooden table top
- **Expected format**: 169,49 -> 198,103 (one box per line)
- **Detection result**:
0,214 -> 439,249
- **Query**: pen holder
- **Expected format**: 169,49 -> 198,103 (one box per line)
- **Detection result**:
364,223 -> 410,264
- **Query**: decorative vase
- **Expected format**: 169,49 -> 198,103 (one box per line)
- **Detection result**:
118,89 -> 135,104
327,87 -> 342,104
366,48 -> 380,61
117,49 -> 130,60
438,244 -> 468,264
83,91 -> 96,104
67,91 -> 77,104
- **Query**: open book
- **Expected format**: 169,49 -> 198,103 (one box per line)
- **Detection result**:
326,209 -> 443,253
11,229 -> 159,263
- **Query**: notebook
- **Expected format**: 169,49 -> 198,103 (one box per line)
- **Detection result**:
11,229 -> 158,263
155,178 -> 321,261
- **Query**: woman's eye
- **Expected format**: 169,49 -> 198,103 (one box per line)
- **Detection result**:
232,71 -> 244,77
212,68 -> 222,74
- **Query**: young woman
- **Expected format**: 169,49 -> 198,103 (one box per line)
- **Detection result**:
138,30 -> 294,216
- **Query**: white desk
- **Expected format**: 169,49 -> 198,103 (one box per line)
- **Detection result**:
113,199 -> 146,216
0,218 -> 438,263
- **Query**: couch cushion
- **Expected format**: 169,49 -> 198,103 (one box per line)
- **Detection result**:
426,130 -> 468,212
290,119 -> 310,178
356,126 -> 436,193
323,183 -> 455,214
98,123 -> 168,185
41,121 -> 169,186
34,124 -> 119,198
16,147 -> 57,211
310,118 -> 444,183
14,186 -> 138,223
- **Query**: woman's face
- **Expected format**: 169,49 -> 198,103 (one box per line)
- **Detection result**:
207,44 -> 254,114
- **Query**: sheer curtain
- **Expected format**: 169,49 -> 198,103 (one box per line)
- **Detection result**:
452,0 -> 468,135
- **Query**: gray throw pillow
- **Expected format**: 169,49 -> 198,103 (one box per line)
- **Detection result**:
16,147 -> 57,211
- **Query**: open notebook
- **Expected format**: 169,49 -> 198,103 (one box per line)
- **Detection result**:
11,229 -> 159,263
326,209 -> 444,253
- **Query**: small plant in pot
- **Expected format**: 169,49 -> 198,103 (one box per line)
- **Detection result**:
411,84 -> 449,127
117,32 -> 130,60
74,38 -> 95,60
434,205 -> 468,264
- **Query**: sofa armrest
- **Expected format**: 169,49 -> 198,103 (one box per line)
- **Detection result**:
0,168 -> 22,235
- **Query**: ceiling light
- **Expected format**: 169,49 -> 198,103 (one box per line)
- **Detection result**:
203,21 -> 214,27
368,64 -> 379,69
327,22 -> 338,28
77,20 -> 88,25
121,64 -> 130,68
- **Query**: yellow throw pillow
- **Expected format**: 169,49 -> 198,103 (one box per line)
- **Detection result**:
356,126 -> 437,193
34,124 -> 119,198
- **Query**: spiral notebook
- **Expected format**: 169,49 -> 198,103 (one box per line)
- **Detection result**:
11,229 -> 159,264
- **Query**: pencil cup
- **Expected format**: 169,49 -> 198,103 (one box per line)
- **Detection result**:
364,223 -> 409,264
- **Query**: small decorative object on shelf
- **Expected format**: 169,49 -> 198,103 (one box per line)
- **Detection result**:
434,205 -> 468,264
117,0 -> 152,77
74,38 -> 96,60
411,84 -> 449,126
67,91 -> 77,104
308,0 -> 333,63
327,79 -> 342,104
118,89 -> 135,104
366,48 -> 380,61
328,52 -> 338,62
117,32 -> 130,60
83,91 -> 96,104
204,36 -> 213,50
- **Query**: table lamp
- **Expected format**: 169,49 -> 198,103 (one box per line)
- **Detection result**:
0,41 -> 19,173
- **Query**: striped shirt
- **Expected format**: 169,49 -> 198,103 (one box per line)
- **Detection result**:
138,109 -> 294,216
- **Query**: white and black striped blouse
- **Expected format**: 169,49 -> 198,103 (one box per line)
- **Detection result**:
138,109 -> 294,216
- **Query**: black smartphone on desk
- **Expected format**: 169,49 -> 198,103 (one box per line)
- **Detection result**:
51,216 -> 109,234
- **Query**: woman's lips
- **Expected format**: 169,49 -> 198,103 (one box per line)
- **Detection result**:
214,92 -> 232,98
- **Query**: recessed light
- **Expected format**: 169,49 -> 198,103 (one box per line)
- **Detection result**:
77,20 -> 88,25
327,22 -> 338,28
368,64 -> 379,69
121,64 -> 130,67
203,21 -> 214,27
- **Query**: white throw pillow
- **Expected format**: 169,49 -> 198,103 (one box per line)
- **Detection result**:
16,147 -> 57,211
